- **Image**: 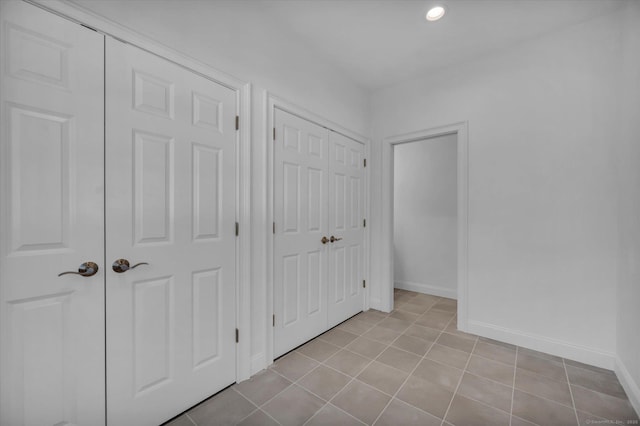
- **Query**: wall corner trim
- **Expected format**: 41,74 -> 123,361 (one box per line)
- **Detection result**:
394,280 -> 457,300
615,357 -> 640,417
466,320 -> 617,370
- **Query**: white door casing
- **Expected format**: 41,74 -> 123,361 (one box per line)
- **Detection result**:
273,109 -> 366,357
0,1 -> 105,425
327,131 -> 365,328
105,38 -> 237,425
273,109 -> 329,357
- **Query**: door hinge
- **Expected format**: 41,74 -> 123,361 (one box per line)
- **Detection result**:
273,222 -> 276,234
235,115 -> 239,131
273,127 -> 276,141
363,280 -> 366,288
364,158 -> 367,167
363,218 -> 366,228
272,314 -> 275,327
235,222 -> 239,236
235,328 -> 239,343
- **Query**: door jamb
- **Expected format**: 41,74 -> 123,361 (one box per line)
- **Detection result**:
26,0 -> 253,382
381,122 -> 469,330
265,92 -> 371,367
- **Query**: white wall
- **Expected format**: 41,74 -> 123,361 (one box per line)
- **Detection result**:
615,0 -> 640,414
68,0 -> 370,374
370,9 -> 622,367
393,135 -> 457,298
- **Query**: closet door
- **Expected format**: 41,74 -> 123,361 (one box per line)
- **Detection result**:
273,109 -> 329,357
327,132 -> 365,327
0,1 -> 105,425
105,38 -> 237,425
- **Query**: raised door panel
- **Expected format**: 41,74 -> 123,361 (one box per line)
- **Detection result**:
106,38 -> 237,425
327,131 -> 365,328
273,109 -> 329,357
0,2 -> 105,425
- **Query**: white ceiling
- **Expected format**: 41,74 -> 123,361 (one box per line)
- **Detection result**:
260,0 -> 623,90
68,0 -> 624,91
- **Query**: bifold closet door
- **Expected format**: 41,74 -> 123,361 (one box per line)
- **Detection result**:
105,38 -> 237,425
327,131 -> 365,328
0,1 -> 105,425
273,109 -> 329,357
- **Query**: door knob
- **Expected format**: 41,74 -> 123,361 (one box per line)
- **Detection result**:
58,261 -> 99,277
112,259 -> 149,273
330,236 -> 343,243
321,236 -> 329,244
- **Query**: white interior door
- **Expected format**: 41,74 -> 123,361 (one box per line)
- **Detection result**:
327,131 -> 366,327
273,109 -> 329,357
273,110 -> 366,357
105,38 -> 237,425
0,1 -> 105,425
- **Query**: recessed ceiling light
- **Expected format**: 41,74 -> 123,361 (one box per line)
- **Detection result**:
426,5 -> 446,21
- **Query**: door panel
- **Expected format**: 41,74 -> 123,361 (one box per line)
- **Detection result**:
106,38 -> 237,425
274,111 -> 366,356
274,110 -> 329,357
327,131 -> 365,328
0,1 -> 105,425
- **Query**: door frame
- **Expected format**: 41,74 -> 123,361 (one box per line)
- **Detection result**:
381,122 -> 469,331
265,92 -> 371,367
26,0 -> 253,382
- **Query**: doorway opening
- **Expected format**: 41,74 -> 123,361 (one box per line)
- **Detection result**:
393,133 -> 458,299
380,122 -> 468,330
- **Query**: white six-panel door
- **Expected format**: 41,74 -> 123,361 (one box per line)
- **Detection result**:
327,131 -> 365,328
105,38 -> 238,425
273,109 -> 329,357
0,1 -> 106,425
274,109 -> 365,357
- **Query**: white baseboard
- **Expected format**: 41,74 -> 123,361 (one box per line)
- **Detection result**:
394,280 -> 457,300
467,320 -> 616,370
250,353 -> 266,376
615,357 -> 640,416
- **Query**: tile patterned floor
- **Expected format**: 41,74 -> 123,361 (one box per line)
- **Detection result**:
166,289 -> 639,426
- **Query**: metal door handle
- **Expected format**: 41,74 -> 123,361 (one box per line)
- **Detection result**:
112,259 -> 149,273
330,236 -> 343,243
58,261 -> 99,277
321,236 -> 329,244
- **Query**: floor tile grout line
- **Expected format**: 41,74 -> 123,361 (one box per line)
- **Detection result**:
321,319 -> 413,423
301,402 -> 368,426
323,296 -> 446,424
511,384 -> 586,412
370,309 -> 456,426
185,413 -> 196,426
568,381 -> 633,401
509,346 -> 518,426
227,387 -> 278,426
563,358 -> 581,426
270,318 -> 384,425
261,295 -> 449,425
439,328 -> 480,426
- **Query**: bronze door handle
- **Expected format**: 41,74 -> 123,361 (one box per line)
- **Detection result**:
58,261 -> 99,277
112,259 -> 149,273
321,236 -> 329,245
330,236 -> 343,243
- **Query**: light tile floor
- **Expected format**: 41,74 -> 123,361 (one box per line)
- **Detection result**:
166,289 -> 639,426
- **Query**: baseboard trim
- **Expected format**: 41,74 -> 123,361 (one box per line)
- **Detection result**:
615,357 -> 640,416
250,353 -> 266,376
467,320 -> 616,370
394,280 -> 457,299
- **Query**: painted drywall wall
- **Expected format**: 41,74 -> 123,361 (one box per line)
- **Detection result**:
69,0 -> 370,373
393,135 -> 457,298
370,9 -> 622,367
615,0 -> 640,413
